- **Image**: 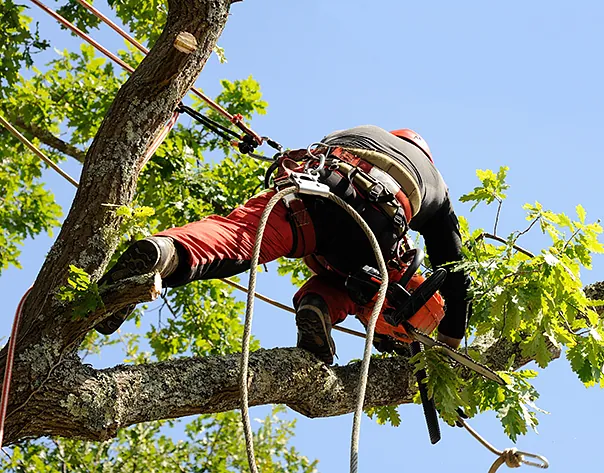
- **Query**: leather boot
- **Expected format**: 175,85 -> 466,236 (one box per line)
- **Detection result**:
94,236 -> 179,335
295,294 -> 336,364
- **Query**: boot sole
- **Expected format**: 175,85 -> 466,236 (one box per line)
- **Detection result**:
296,307 -> 335,364
95,240 -> 161,335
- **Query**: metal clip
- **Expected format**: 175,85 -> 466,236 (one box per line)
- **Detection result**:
304,142 -> 328,175
517,451 -> 549,469
289,172 -> 330,197
368,182 -> 385,201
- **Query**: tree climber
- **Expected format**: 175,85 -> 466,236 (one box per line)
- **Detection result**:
95,125 -> 470,365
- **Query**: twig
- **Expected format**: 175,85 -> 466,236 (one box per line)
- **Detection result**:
475,233 -> 535,258
493,198 -> 503,236
516,216 -> 540,238
562,227 -> 582,253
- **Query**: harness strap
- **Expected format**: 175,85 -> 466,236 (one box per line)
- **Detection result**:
273,157 -> 316,258
286,196 -> 315,258
326,147 -> 414,224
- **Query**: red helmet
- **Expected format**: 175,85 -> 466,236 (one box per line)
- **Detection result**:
390,128 -> 433,162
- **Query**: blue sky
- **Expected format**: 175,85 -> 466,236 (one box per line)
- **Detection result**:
2,0 -> 604,471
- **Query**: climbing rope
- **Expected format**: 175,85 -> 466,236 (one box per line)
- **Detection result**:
0,288 -> 32,450
8,5 -> 552,469
240,184 -> 389,473
35,0 -> 262,146
0,115 -> 78,187
456,414 -> 549,471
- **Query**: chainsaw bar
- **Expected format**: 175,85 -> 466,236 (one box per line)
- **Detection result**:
404,323 -> 507,385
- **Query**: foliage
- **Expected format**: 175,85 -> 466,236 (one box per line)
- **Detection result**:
0,1 -> 315,469
433,167 -> 602,437
277,257 -> 313,288
0,0 -> 49,97
0,134 -> 62,273
114,203 -> 156,241
459,166 -> 509,210
56,265 -> 103,319
367,166 -> 604,441
1,407 -> 317,473
365,404 -> 401,427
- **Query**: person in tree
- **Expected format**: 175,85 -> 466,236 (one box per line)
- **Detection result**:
95,125 -> 470,364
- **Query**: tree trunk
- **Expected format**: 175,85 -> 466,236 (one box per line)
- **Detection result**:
0,0 -> 233,445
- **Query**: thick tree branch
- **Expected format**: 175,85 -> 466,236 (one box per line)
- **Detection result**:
2,321 -> 564,445
4,348 -> 416,443
9,114 -> 87,163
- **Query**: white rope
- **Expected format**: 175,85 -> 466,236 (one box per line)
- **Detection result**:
325,193 -> 389,473
457,416 -> 549,472
240,187 -> 388,473
240,188 -> 293,473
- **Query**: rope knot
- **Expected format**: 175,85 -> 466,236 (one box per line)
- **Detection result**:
502,448 -> 523,468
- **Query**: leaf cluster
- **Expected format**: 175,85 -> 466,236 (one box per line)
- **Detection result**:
1,407 -> 317,472
55,265 -> 103,320
0,0 -> 49,97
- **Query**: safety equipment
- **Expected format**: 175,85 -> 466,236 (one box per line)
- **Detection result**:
346,248 -> 446,344
390,128 -> 434,162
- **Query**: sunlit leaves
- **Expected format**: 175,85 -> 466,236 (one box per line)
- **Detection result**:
0,2 -> 316,467
3,407 -> 317,472
411,348 -> 464,425
55,265 -> 103,319
459,166 -> 509,210
277,258 -> 313,288
147,279 -> 257,360
462,370 -> 543,442
0,135 -> 62,274
440,167 -> 604,439
0,0 -> 49,97
365,404 -> 401,427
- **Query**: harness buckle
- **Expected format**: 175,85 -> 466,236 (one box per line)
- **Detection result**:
393,208 -> 408,230
368,182 -> 385,202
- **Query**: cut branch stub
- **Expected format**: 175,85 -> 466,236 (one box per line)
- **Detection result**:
174,32 -> 198,53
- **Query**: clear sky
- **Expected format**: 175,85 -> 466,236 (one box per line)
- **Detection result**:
2,0 -> 603,472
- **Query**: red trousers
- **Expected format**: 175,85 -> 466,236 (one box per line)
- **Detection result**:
156,190 -> 357,325
157,190 -> 444,339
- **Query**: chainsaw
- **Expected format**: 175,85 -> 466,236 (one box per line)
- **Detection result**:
345,247 -> 505,444
345,248 -> 505,385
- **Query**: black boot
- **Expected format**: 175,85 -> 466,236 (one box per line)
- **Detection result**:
95,236 -> 179,335
295,294 -> 336,364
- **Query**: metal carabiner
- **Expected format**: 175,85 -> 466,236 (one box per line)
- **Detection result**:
517,451 -> 549,469
305,142 -> 328,175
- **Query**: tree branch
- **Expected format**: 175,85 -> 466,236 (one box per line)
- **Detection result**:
3,348 -> 416,443
2,326 -> 563,445
8,113 -> 87,163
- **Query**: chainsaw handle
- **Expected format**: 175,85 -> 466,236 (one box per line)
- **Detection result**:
397,247 -> 424,289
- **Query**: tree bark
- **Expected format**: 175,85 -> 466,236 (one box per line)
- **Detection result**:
0,0 -> 233,445
2,331 -> 551,444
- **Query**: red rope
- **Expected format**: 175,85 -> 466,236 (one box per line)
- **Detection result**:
142,110 -> 181,167
37,0 -> 262,145
30,0 -> 135,75
0,287 -> 33,449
